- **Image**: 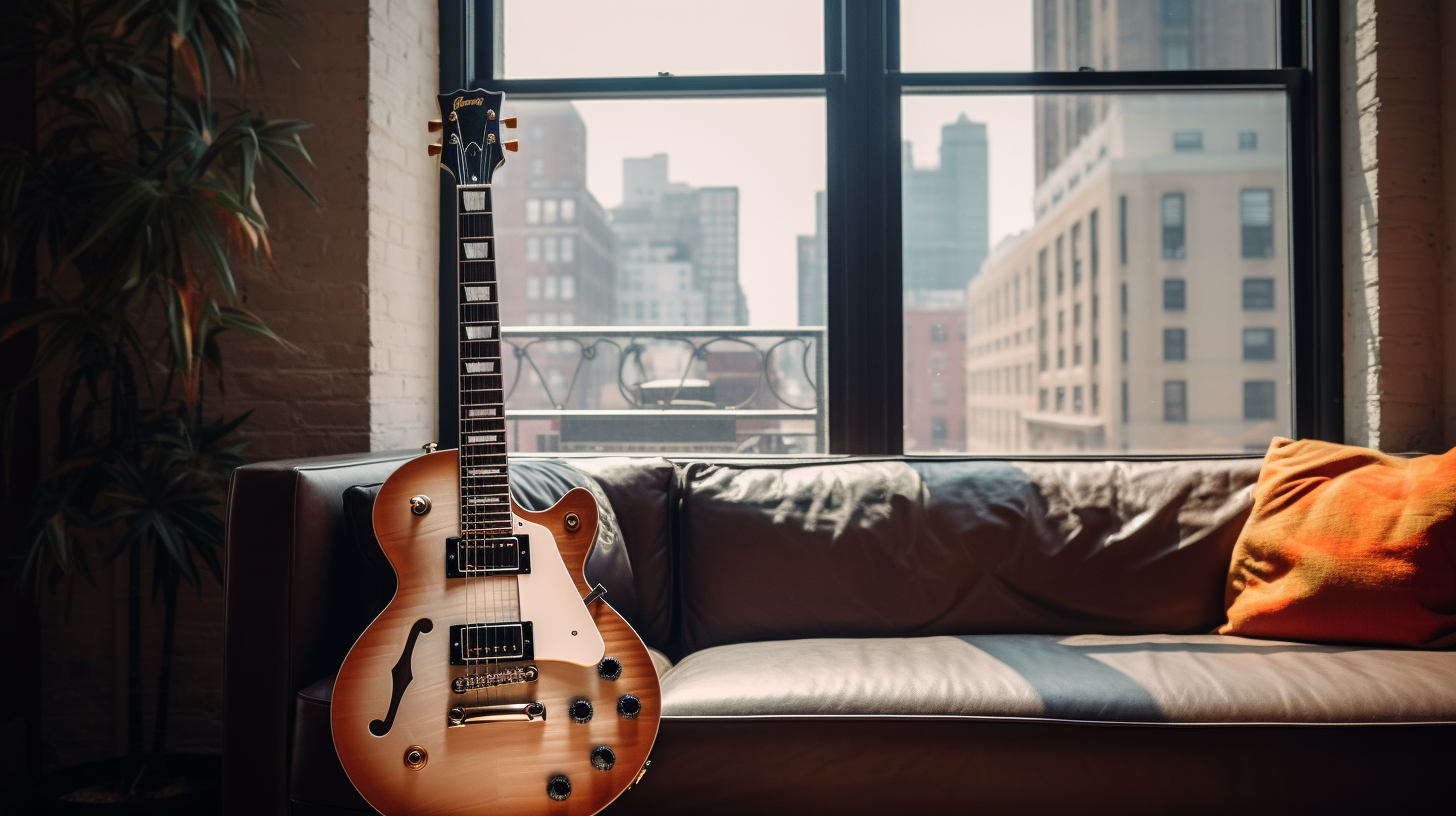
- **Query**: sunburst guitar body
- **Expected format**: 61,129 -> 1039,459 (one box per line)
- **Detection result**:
330,88 -> 660,816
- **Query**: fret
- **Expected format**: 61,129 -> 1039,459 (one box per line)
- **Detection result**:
458,213 -> 494,236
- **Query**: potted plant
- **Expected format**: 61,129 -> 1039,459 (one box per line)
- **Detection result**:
0,1 -> 312,810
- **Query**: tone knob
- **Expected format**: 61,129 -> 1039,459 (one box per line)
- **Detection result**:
590,745 -> 616,771
617,694 -> 641,719
569,700 -> 593,723
546,775 -> 571,801
598,657 -> 622,681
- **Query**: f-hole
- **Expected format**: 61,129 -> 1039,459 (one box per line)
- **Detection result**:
369,618 -> 434,737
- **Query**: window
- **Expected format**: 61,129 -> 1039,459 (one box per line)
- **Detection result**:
1173,131 -> 1203,151
1039,388 -> 1049,411
1244,381 -> 1276,420
1240,188 -> 1275,258
1239,131 -> 1258,151
560,275 -> 576,300
445,3 -> 1321,458
543,199 -> 559,224
526,276 -> 541,300
525,199 -> 541,224
525,237 -> 541,262
531,158 -> 545,176
1073,385 -> 1084,413
1121,381 -> 1129,423
931,417 -> 948,442
930,323 -> 948,342
1163,279 -> 1186,311
543,237 -> 558,263
1163,328 -> 1187,361
1242,278 -> 1275,310
560,236 -> 575,262
930,381 -> 947,405
542,276 -> 559,300
1243,328 -> 1276,360
1071,222 -> 1083,286
1164,380 -> 1188,422
1056,235 -> 1065,293
1092,383 -> 1100,413
1056,386 -> 1066,412
1161,193 -> 1186,259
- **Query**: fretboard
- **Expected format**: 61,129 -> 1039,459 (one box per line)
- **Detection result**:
455,184 -> 509,537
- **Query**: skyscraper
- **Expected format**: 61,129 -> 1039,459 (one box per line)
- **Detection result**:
611,154 -> 746,326
903,114 -> 990,291
796,191 -> 827,326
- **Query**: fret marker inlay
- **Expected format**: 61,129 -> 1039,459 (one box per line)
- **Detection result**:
467,408 -> 498,417
465,434 -> 499,444
462,242 -> 490,260
464,325 -> 494,340
461,190 -> 488,212
464,361 -> 495,374
464,285 -> 491,302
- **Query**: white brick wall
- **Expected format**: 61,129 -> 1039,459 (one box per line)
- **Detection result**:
367,0 -> 439,451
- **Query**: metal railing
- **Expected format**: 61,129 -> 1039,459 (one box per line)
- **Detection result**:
498,326 -> 826,454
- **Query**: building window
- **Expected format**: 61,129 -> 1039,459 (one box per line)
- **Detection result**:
1118,195 -> 1128,265
930,323 -> 948,342
1163,279 -> 1186,311
525,276 -> 541,300
1057,348 -> 1065,368
531,158 -> 545,176
561,275 -> 576,300
1242,327 -> 1276,360
1164,380 -> 1188,422
1092,382 -> 1100,413
1120,282 -> 1127,315
1240,188 -> 1275,258
1238,131 -> 1258,151
1242,278 -> 1275,310
1056,386 -> 1066,412
1089,208 -> 1099,282
1071,222 -> 1083,286
1161,193 -> 1186,259
931,417 -> 948,442
543,276 -> 559,300
1121,381 -> 1129,423
1121,329 -> 1128,362
929,352 -> 946,376
1244,381 -> 1276,420
1163,328 -> 1186,361
1172,130 -> 1203,151
525,199 -> 541,225
1038,248 -> 1048,302
543,237 -> 559,263
1074,343 -> 1082,365
560,236 -> 576,263
525,236 -> 541,262
543,199 -> 559,224
560,198 -> 577,222
1056,235 -> 1065,293
930,381 -> 947,404
1092,337 -> 1099,364
1073,385 -> 1084,413
1040,388 -> 1049,411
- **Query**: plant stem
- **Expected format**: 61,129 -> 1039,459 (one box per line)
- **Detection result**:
152,571 -> 178,760
126,542 -> 143,759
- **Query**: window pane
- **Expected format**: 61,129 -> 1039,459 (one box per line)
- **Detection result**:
900,0 -> 1278,73
502,0 -> 823,78
1244,380 -> 1276,420
1242,277 -> 1275,309
1242,327 -> 1276,360
1240,188 -> 1275,258
491,99 -> 826,454
907,91 -> 1290,454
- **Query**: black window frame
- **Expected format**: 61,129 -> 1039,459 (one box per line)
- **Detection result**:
437,0 -> 1342,453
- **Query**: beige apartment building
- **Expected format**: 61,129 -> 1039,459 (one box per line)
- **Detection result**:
967,93 -> 1288,452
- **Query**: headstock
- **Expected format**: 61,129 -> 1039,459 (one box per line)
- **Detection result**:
429,88 -> 518,184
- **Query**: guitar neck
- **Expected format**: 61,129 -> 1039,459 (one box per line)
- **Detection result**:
455,184 -> 510,537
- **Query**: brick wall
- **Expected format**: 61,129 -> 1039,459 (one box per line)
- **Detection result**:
368,0 -> 440,451
1340,0 -> 1456,451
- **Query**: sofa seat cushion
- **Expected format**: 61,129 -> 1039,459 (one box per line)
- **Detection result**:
660,635 -> 1456,724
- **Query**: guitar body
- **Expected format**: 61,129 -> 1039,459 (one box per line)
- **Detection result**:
331,450 -> 661,815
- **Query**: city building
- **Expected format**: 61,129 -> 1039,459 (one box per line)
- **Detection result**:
966,0 -> 1286,452
611,154 -> 746,326
904,289 -> 968,452
903,115 -> 990,291
796,191 -> 827,326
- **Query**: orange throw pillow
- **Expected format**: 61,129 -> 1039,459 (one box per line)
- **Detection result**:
1220,437 -> 1456,647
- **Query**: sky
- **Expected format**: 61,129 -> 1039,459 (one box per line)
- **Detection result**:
502,0 -> 1036,326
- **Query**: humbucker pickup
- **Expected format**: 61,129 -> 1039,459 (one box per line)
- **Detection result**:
445,534 -> 530,577
449,622 -> 534,665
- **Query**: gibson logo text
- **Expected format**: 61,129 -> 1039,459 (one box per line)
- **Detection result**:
454,97 -> 484,110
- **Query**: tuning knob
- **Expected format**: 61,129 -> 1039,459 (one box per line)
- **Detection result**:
569,700 -> 593,724
504,140 -> 519,153
598,657 -> 622,681
590,745 -> 616,771
427,143 -> 442,157
617,694 -> 641,720
427,119 -> 442,132
502,117 -> 518,128
546,775 -> 571,801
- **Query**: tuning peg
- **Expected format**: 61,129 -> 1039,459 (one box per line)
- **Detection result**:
502,117 -> 517,129
503,140 -> 519,153
428,119 -> 443,132
427,143 -> 442,157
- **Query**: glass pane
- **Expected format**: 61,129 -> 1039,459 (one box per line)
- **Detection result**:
502,0 -> 823,78
900,0 -> 1278,73
901,92 -> 1290,454
488,99 -> 826,454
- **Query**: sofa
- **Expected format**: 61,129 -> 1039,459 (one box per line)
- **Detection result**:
223,451 -> 1456,815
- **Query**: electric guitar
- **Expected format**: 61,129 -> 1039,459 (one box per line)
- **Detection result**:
330,88 -> 661,815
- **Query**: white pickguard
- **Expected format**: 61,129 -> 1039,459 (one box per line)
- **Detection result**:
510,513 -> 604,666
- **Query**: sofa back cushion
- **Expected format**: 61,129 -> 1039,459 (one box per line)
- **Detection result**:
677,457 -> 1260,654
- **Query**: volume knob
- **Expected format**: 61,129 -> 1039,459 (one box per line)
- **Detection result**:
617,694 -> 641,719
546,775 -> 571,801
569,700 -> 593,723
590,745 -> 616,771
598,657 -> 622,681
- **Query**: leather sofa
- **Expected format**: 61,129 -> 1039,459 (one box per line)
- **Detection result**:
223,451 -> 1456,815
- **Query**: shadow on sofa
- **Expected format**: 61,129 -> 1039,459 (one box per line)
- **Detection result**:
223,452 -> 1456,815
